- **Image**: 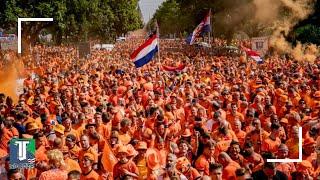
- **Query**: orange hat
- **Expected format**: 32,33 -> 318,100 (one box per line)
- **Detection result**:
61,146 -> 69,153
212,91 -> 219,97
117,145 -> 128,155
54,124 -> 65,135
26,122 -> 39,132
303,137 -> 315,147
136,141 -> 148,150
314,91 -> 320,98
257,91 -> 266,97
143,82 -> 153,91
36,152 -> 48,162
146,148 -> 161,170
280,118 -> 288,124
296,160 -> 313,172
83,153 -> 95,161
279,95 -> 288,103
126,144 -> 138,157
181,129 -> 192,137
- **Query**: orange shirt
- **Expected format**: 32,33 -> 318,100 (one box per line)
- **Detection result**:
286,138 -> 299,159
244,153 -> 264,172
261,137 -> 281,154
96,124 -> 111,140
226,112 -> 244,130
245,130 -> 270,153
234,130 -> 246,147
80,169 -> 101,180
195,155 -> 210,176
118,132 -> 132,145
0,127 -> 19,152
39,169 -> 68,180
222,161 -> 241,180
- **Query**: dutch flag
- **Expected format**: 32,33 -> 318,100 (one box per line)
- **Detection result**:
243,47 -> 263,64
186,9 -> 211,45
130,33 -> 158,68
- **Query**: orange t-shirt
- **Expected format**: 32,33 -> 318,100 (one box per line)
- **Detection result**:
261,137 -> 281,154
195,155 -> 210,176
80,169 -> 101,180
222,161 -> 241,180
39,169 -> 68,180
0,127 -> 19,152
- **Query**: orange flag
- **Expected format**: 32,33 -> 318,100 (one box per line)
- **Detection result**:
101,142 -> 118,173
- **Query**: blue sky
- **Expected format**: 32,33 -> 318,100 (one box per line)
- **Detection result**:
139,0 -> 165,24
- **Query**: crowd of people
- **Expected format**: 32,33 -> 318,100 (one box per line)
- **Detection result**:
0,37 -> 319,180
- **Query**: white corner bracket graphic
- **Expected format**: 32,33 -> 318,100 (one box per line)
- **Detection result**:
18,18 -> 53,54
267,127 -> 302,163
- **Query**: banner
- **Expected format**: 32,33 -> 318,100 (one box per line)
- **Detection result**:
0,41 -> 18,51
251,37 -> 269,56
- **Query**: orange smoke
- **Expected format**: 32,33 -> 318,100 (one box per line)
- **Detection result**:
0,55 -> 26,104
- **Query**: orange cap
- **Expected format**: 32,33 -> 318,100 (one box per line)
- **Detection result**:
303,137 -> 315,147
83,153 -> 95,161
315,91 -> 320,98
136,141 -> 148,150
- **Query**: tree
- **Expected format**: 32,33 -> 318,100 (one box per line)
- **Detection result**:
0,0 -> 67,52
0,0 -> 143,48
109,0 -> 143,36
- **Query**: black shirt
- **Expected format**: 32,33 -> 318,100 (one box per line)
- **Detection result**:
252,170 -> 288,180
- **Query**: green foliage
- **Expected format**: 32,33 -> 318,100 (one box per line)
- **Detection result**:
0,0 -> 142,44
152,0 -> 255,40
294,24 -> 320,45
152,0 -> 320,45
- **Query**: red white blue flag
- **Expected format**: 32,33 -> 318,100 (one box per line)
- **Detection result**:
130,33 -> 158,68
242,46 -> 263,63
186,9 -> 211,45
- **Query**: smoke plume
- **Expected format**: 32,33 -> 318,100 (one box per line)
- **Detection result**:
253,0 -> 319,62
0,54 -> 25,103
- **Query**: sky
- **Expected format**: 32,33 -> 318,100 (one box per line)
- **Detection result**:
139,0 -> 165,24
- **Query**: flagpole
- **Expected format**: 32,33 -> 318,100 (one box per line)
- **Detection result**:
156,20 -> 161,70
208,9 -> 211,45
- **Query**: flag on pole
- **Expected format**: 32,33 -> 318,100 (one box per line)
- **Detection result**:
186,9 -> 211,45
130,33 -> 159,68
